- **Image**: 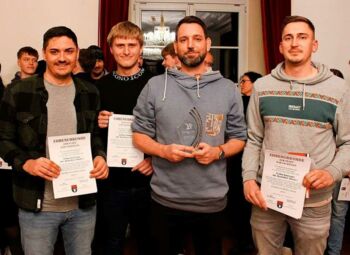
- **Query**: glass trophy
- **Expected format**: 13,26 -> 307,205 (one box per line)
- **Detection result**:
177,107 -> 203,147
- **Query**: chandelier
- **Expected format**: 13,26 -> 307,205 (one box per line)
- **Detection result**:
144,13 -> 175,46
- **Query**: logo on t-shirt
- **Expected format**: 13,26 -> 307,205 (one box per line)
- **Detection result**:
288,105 -> 301,111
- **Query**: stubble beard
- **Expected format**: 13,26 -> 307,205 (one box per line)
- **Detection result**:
178,52 -> 206,67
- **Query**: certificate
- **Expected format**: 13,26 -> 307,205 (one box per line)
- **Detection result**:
338,178 -> 350,201
261,150 -> 311,219
0,157 -> 12,170
107,114 -> 144,167
48,133 -> 97,199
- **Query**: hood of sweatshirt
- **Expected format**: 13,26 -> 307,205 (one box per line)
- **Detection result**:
162,68 -> 223,100
271,61 -> 333,85
270,62 -> 333,110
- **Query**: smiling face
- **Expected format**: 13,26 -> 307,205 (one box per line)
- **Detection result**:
279,21 -> 318,67
109,37 -> 142,74
43,36 -> 78,84
17,53 -> 38,78
174,23 -> 211,73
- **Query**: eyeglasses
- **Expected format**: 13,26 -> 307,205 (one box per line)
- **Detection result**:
240,79 -> 251,84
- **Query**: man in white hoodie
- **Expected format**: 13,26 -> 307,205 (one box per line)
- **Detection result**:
242,15 -> 350,255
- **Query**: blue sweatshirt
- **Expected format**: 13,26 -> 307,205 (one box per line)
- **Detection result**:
132,69 -> 246,213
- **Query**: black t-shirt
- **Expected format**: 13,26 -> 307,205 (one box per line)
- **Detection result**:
96,68 -> 153,189
242,95 -> 250,116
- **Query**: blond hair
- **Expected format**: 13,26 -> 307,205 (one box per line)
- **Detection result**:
107,21 -> 144,47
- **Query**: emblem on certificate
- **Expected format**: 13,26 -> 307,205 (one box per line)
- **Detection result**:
71,184 -> 78,193
177,107 -> 203,147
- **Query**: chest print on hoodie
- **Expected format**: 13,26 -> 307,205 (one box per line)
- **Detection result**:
205,113 -> 224,136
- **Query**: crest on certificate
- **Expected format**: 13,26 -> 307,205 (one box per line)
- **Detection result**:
71,184 -> 78,193
205,113 -> 223,136
277,200 -> 284,208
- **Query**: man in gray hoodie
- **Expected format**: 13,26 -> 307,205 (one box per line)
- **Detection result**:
132,16 -> 246,255
242,15 -> 350,255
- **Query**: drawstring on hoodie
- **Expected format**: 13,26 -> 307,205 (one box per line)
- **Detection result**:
302,83 -> 306,110
162,70 -> 202,101
289,80 -> 306,110
195,74 -> 201,98
162,68 -> 168,101
272,62 -> 334,112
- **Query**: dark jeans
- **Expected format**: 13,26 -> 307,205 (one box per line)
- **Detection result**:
98,185 -> 152,255
150,200 -> 224,255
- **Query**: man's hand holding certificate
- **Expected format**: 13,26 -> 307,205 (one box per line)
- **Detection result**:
48,133 -> 98,199
261,150 -> 311,219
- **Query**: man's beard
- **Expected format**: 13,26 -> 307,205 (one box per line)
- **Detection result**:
178,51 -> 206,67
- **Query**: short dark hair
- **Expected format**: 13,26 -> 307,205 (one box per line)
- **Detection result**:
17,46 -> 39,59
243,71 -> 262,83
88,45 -> 104,60
161,42 -> 176,58
330,68 -> 344,79
175,16 -> 208,40
281,16 -> 315,37
43,26 -> 78,50
78,48 -> 96,73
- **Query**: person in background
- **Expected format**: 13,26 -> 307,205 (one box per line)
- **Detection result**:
325,68 -> 348,255
12,46 -> 38,82
88,45 -> 108,81
73,48 -> 97,83
329,68 -> 344,79
132,16 -> 246,255
161,42 -> 181,69
35,60 -> 47,75
204,51 -> 214,72
96,21 -> 153,255
242,16 -> 350,255
0,62 -> 24,255
0,26 -> 109,255
239,71 -> 262,114
226,70 -> 262,255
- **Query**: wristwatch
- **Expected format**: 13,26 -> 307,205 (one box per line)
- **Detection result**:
218,145 -> 225,160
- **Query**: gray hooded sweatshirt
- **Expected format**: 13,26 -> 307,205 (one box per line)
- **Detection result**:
132,68 -> 246,213
242,62 -> 350,206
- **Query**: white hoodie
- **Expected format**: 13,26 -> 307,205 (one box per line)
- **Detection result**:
242,62 -> 350,206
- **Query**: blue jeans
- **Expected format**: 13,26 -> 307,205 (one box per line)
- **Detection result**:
327,181 -> 349,255
99,186 -> 151,255
18,206 -> 96,255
